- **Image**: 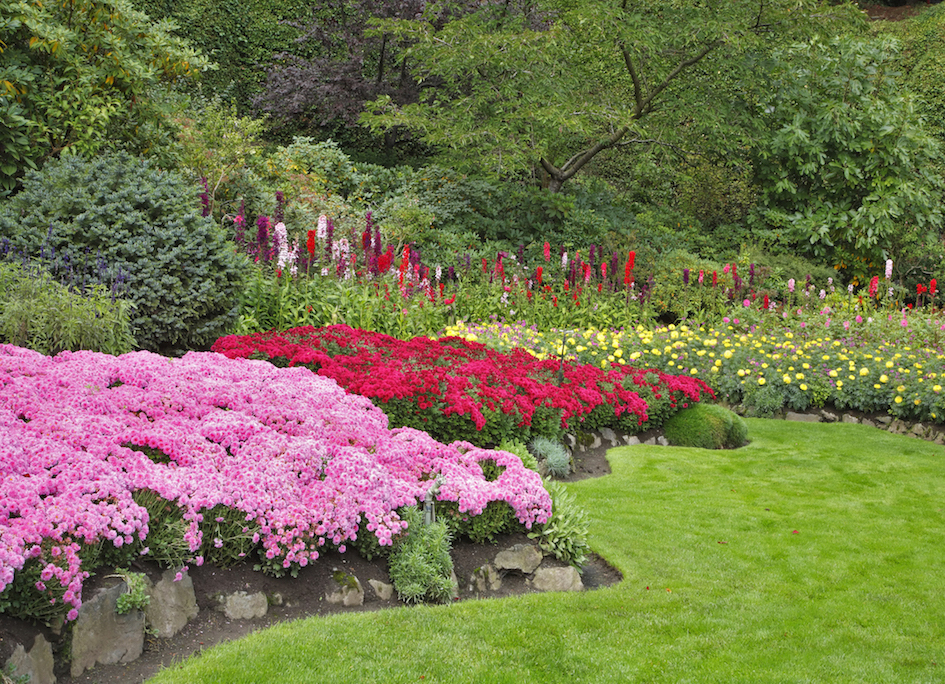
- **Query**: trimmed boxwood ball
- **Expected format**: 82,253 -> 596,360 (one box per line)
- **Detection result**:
0,153 -> 251,353
663,403 -> 749,449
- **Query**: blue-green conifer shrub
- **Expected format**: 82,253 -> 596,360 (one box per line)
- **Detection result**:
0,153 -> 251,353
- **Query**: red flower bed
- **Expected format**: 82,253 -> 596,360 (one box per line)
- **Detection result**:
212,326 -> 714,445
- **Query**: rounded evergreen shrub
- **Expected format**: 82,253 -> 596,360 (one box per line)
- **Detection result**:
0,153 -> 251,353
663,403 -> 749,449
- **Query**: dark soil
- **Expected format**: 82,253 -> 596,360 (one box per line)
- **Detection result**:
1,441 -> 621,684
860,1 -> 941,21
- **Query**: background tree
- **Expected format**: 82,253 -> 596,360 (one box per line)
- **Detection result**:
254,0 -> 476,156
0,0 -> 208,195
750,35 -> 944,283
360,0 -> 865,192
135,0 -> 322,110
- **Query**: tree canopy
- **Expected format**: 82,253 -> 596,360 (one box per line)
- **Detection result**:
360,0 -> 865,192
0,0 -> 209,195
751,34 -> 944,281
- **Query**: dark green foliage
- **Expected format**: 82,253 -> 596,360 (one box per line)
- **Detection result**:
752,35 -> 944,283
0,153 -> 251,353
675,160 -> 758,232
663,403 -> 749,450
0,102 -> 38,198
879,4 -> 945,143
0,0 -> 208,190
0,559 -> 69,624
199,505 -> 260,568
0,263 -> 136,355
388,507 -> 455,604
132,0 -> 316,108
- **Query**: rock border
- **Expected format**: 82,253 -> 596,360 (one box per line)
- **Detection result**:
3,541 -> 585,683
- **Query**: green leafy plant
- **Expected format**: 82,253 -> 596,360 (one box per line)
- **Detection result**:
199,505 -> 261,568
527,480 -> 590,569
497,438 -> 541,473
0,557 -> 70,625
0,263 -> 136,355
387,507 -> 455,604
110,568 -> 151,614
131,490 -> 193,569
0,152 -> 251,353
0,0 -> 209,187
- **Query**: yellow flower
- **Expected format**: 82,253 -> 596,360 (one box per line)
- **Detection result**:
800,384 -> 808,391
879,375 -> 888,383
829,370 -> 838,378
895,396 -> 903,404
737,369 -> 746,377
934,385 -> 942,393
795,373 -> 804,380
897,385 -> 906,393
837,381 -> 843,389
859,367 -> 869,376
758,377 -> 766,385
782,374 -> 791,384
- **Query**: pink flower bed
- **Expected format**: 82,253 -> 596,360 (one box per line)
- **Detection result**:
0,344 -> 550,620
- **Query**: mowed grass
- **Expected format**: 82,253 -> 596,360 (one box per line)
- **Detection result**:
147,420 -> 945,684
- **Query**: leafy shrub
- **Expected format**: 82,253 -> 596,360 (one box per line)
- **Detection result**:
170,96 -> 269,220
1,0 -> 208,189
0,557 -> 71,624
388,507 -> 455,604
663,403 -> 749,449
675,160 -> 757,232
497,439 -> 541,473
527,480 -> 590,569
0,153 -> 251,353
528,436 -> 571,479
751,35 -> 944,282
0,263 -> 135,355
880,3 -> 945,143
268,138 -> 360,198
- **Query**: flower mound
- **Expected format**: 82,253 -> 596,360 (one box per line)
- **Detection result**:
0,345 -> 550,620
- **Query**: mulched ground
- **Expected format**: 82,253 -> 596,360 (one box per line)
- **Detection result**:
1,442 -> 620,684
860,1 -> 941,21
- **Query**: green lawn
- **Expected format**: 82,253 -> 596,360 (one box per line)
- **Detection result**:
147,420 -> 945,683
